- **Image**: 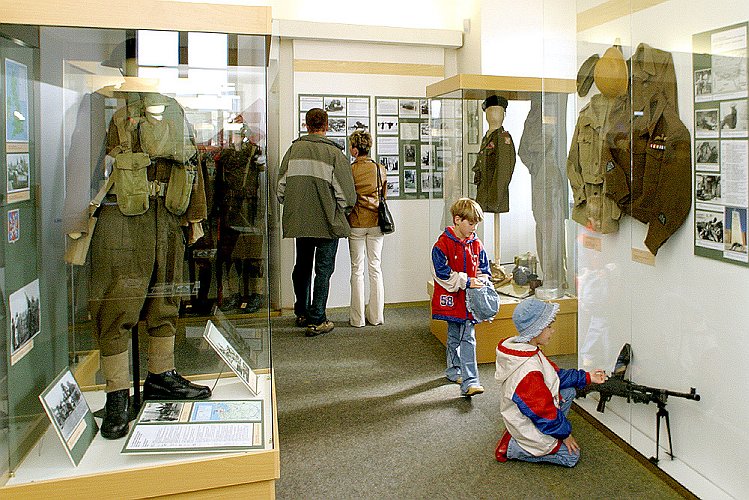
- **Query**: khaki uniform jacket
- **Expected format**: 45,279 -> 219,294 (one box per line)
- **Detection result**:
472,127 -> 516,213
605,92 -> 692,255
348,156 -> 387,228
277,134 -> 356,239
567,94 -> 626,234
630,43 -> 678,114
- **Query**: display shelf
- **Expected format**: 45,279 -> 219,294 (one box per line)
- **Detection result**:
427,281 -> 577,363
1,374 -> 279,499
426,73 -> 576,99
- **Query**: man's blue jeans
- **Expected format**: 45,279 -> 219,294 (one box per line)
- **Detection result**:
292,237 -> 338,325
506,386 -> 580,467
445,320 -> 480,393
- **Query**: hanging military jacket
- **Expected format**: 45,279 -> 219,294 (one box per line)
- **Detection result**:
604,91 -> 692,255
566,94 -> 627,234
472,127 -> 516,213
216,140 -> 265,230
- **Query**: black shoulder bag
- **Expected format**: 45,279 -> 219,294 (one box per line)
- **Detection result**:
375,161 -> 395,234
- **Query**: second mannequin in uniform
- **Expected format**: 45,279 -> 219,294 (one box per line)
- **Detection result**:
472,95 -> 517,213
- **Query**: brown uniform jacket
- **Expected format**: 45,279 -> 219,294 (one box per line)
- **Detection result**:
604,92 -> 692,254
567,94 -> 626,234
472,127 -> 516,213
348,156 -> 387,228
630,43 -> 679,115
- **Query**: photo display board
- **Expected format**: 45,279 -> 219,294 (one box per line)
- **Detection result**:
693,22 -> 749,265
298,94 -> 371,159
374,96 -> 443,199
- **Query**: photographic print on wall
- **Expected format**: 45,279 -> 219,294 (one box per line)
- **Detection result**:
693,22 -> 749,266
39,368 -> 98,466
9,278 -> 41,365
5,58 -> 29,143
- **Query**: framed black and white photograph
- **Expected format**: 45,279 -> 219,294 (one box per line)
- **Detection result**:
719,99 -> 748,137
712,53 -> 748,99
6,152 -> 30,203
420,99 -> 430,117
398,99 -> 419,118
203,320 -> 258,395
380,155 -> 399,173
696,209 -> 724,250
386,176 -> 400,197
300,113 -> 308,134
696,173 -> 722,204
327,117 -> 347,136
403,143 -> 416,166
139,402 -> 186,423
421,172 -> 433,193
694,69 -> 713,101
432,171 -> 443,192
403,169 -> 417,193
10,278 -> 41,361
39,368 -> 98,465
695,140 -> 719,169
376,116 -> 399,135
695,109 -> 720,138
467,99 -> 480,144
420,122 -> 431,141
420,144 -> 435,168
324,97 -> 346,115
347,117 -> 369,133
329,136 -> 346,150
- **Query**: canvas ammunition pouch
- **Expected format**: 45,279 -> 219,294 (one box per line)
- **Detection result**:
112,151 -> 151,216
165,163 -> 196,216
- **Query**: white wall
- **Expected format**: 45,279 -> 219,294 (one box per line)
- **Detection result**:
279,39 -> 447,309
575,2 -> 749,498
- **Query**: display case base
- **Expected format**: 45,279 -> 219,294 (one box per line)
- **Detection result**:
0,374 -> 279,499
427,281 -> 577,363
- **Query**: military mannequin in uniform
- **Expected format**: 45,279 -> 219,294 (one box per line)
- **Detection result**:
89,91 -> 212,439
472,95 -> 517,213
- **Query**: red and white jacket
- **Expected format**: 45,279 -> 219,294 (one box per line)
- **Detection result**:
431,226 -> 490,323
494,337 -> 591,456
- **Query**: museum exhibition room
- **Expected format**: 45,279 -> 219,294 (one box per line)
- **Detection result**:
0,0 -> 746,498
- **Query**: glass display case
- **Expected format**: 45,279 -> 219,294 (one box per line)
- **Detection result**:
0,6 -> 279,496
426,75 -> 578,361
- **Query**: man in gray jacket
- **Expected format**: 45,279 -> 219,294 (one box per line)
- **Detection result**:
278,108 -> 356,336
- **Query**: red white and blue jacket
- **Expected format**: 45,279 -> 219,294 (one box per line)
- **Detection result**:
431,226 -> 490,323
494,337 -> 591,456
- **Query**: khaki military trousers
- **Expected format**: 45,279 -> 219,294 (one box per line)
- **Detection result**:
90,198 -> 184,391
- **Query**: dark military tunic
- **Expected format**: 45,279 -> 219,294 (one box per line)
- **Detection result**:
472,127 -> 516,213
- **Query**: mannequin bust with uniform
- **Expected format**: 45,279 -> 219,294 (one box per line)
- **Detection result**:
472,95 -> 516,214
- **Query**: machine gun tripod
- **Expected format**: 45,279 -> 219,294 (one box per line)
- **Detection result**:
578,344 -> 701,464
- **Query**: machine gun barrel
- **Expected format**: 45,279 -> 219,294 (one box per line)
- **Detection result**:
584,378 -> 700,413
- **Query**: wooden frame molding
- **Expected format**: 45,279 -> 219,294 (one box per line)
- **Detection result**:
0,0 -> 272,35
294,59 -> 444,77
577,0 -> 669,32
426,74 -> 576,99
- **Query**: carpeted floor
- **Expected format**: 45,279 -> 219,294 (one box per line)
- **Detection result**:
272,303 -> 685,499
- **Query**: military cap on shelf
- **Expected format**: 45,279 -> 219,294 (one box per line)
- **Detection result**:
482,95 -> 508,111
576,53 -> 600,97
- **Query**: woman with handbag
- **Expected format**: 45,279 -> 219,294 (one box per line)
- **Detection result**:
347,130 -> 389,327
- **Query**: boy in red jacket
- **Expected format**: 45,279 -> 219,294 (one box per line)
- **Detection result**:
431,198 -> 491,397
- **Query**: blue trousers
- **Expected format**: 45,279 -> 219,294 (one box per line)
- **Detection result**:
292,237 -> 338,325
445,320 -> 480,393
507,387 -> 580,467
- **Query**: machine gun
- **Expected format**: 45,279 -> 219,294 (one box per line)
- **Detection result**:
578,344 -> 700,464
